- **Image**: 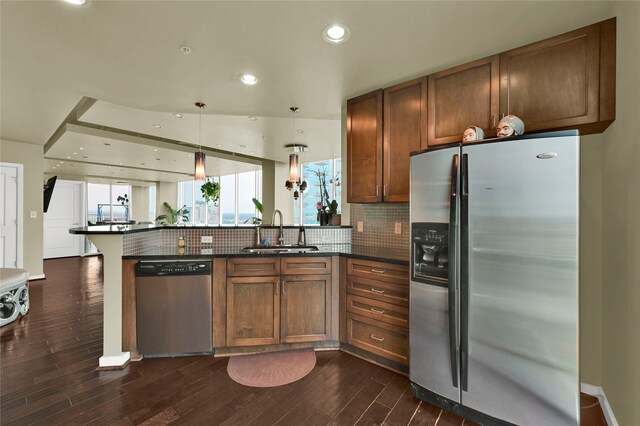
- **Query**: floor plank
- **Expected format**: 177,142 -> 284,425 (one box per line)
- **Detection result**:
0,257 -> 609,426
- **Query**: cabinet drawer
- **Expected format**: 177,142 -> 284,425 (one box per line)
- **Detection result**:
346,312 -> 408,366
346,258 -> 408,284
346,275 -> 409,307
281,256 -> 332,275
346,294 -> 408,328
227,257 -> 280,277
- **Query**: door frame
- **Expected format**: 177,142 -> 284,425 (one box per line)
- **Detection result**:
0,162 -> 24,268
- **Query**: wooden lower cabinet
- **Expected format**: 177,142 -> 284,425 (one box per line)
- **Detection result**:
223,256 -> 336,348
341,258 -> 410,370
346,312 -> 409,366
226,276 -> 280,346
280,274 -> 331,343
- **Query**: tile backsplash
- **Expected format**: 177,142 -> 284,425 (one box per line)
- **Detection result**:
350,203 -> 410,255
123,226 -> 351,256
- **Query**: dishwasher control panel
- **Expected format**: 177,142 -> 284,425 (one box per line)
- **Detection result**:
135,261 -> 211,276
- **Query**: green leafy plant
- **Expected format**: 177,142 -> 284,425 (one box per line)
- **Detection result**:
329,199 -> 339,214
244,197 -> 263,225
155,202 -> 190,225
200,179 -> 221,206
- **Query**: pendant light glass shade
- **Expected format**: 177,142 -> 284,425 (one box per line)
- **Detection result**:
289,153 -> 300,183
194,101 -> 207,180
194,151 -> 206,180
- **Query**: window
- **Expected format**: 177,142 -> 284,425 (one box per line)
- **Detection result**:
87,183 -> 132,223
148,185 -> 156,221
178,170 -> 261,226
295,158 -> 341,225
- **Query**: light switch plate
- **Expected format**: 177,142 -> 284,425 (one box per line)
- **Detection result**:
30,211 -> 37,218
394,222 -> 402,234
201,236 -> 213,243
357,221 -> 364,232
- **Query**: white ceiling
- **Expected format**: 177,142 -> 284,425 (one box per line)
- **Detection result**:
0,1 -> 614,184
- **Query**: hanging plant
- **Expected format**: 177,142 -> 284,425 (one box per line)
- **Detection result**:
200,179 -> 221,206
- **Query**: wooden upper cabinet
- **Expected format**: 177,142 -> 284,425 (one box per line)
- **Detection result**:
428,55 -> 499,146
347,90 -> 383,203
383,77 -> 427,202
499,18 -> 616,134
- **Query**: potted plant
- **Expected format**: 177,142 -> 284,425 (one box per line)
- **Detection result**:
200,179 -> 221,206
328,199 -> 340,225
243,198 -> 263,225
155,202 -> 190,225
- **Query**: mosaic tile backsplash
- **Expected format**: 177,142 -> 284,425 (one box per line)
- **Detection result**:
123,226 -> 351,256
350,203 -> 410,256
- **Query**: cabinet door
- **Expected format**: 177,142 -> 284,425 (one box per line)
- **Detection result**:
428,55 -> 499,146
281,274 -> 331,343
226,276 -> 280,346
383,77 -> 427,202
347,90 -> 383,203
499,23 -> 600,132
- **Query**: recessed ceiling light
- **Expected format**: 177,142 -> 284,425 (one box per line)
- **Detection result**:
250,151 -> 255,154
239,74 -> 258,85
66,156 -> 71,159
156,158 -> 161,161
179,45 -> 192,55
73,152 -> 77,155
119,163 -> 123,165
60,161 -> 64,164
104,143 -> 111,146
63,0 -> 86,5
296,129 -> 304,134
323,24 -> 351,44
172,113 -> 184,119
83,156 -> 88,159
79,147 -> 84,150
140,163 -> 145,166
247,116 -> 258,121
152,124 -> 163,129
216,144 -> 222,147
239,144 -> 246,148
153,148 -> 158,152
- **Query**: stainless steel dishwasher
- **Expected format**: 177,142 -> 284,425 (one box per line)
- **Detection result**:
135,260 -> 212,356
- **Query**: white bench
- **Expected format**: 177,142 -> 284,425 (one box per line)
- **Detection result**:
0,268 -> 30,327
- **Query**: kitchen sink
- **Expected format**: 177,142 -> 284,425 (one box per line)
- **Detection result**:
241,245 -> 320,254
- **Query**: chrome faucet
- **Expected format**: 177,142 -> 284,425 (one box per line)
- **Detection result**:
271,209 -> 285,245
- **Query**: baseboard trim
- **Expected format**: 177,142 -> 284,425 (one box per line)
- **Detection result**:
28,274 -> 45,281
98,352 -> 131,369
581,382 -> 618,426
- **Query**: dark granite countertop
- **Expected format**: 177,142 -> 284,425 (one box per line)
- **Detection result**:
123,244 -> 408,265
70,224 -> 351,235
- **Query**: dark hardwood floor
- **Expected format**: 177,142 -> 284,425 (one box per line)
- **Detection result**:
1,257 -> 607,426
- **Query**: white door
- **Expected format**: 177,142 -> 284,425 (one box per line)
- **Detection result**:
0,164 -> 20,267
44,180 -> 84,259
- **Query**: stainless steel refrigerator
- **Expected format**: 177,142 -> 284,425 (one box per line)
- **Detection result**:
409,130 -> 580,426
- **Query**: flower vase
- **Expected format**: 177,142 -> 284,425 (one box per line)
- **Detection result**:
318,212 -> 330,226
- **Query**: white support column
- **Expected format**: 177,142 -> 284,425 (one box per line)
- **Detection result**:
89,233 -> 130,369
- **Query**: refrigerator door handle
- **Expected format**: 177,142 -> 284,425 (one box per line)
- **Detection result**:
460,153 -> 470,391
448,153 -> 459,389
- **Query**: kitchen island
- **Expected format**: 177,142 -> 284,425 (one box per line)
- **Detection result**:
70,224 -> 408,370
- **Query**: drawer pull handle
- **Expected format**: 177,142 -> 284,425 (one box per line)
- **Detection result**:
370,334 -> 385,342
370,288 -> 385,294
370,307 -> 385,314
371,268 -> 386,274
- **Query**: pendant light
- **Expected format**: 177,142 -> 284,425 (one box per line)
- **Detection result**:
284,107 -> 308,200
194,102 -> 206,180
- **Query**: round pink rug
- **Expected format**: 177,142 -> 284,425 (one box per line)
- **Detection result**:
227,348 -> 316,387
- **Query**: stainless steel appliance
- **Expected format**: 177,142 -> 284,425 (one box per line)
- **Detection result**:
410,131 -> 580,425
135,260 -> 212,356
